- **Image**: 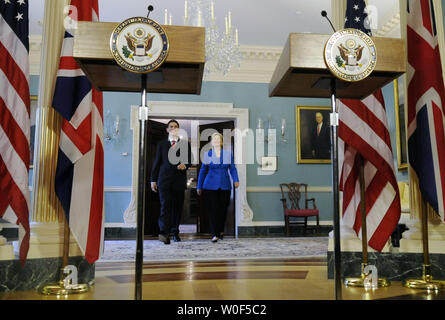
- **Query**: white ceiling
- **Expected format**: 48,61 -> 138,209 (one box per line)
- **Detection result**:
29,0 -> 400,47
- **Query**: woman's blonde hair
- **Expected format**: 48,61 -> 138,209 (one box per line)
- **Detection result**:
211,132 -> 223,147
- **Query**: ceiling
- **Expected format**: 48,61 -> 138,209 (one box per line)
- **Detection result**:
29,0 -> 400,47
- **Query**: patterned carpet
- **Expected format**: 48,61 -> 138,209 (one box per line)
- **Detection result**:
99,237 -> 329,262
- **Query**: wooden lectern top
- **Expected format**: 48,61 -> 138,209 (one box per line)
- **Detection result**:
269,33 -> 406,99
73,21 -> 205,94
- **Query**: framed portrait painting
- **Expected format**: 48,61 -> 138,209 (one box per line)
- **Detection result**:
296,106 -> 331,164
394,77 -> 408,171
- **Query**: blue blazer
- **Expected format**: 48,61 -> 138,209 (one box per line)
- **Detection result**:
197,149 -> 239,190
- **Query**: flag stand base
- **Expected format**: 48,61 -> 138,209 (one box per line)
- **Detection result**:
38,267 -> 90,296
344,264 -> 390,289
38,281 -> 90,296
344,276 -> 390,289
403,265 -> 445,291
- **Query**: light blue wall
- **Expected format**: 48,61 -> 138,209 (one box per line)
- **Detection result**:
101,81 -> 406,223
29,73 -> 410,225
103,82 -> 333,222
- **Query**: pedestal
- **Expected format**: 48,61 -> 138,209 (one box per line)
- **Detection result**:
0,222 -> 95,292
0,228 -> 14,261
400,218 -> 445,253
22,222 -> 83,259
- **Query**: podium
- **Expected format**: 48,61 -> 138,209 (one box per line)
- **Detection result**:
269,33 -> 405,99
73,21 -> 205,93
73,21 -> 205,299
269,33 -> 406,299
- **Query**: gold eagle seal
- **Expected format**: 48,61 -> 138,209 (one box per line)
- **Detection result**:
110,17 -> 169,74
324,28 -> 377,82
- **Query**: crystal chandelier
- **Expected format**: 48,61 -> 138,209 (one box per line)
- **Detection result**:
182,0 -> 243,78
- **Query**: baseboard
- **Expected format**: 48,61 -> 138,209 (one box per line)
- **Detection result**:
104,227 -> 137,240
1,225 -> 333,241
238,225 -> 333,237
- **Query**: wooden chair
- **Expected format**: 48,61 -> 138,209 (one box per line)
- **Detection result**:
279,183 -> 320,236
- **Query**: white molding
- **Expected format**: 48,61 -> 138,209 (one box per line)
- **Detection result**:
104,222 -> 136,228
101,185 -> 333,193
247,186 -> 332,193
125,101 -> 252,234
104,186 -> 132,192
203,45 -> 282,83
375,13 -> 401,38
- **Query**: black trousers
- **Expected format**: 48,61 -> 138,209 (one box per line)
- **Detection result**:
158,186 -> 185,236
203,189 -> 231,237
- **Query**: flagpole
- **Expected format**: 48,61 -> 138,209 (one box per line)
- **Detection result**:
403,197 -> 445,290
329,78 -> 342,300
344,155 -> 389,288
135,73 -> 149,300
38,216 -> 90,295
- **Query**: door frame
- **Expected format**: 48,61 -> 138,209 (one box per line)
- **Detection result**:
124,101 -> 254,236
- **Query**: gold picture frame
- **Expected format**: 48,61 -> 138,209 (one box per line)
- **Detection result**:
394,77 -> 408,171
296,105 -> 331,164
30,95 -> 38,169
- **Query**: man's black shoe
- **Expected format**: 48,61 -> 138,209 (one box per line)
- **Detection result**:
173,234 -> 181,242
159,234 -> 170,245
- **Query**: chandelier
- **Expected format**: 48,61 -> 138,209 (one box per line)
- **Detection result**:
180,0 -> 243,78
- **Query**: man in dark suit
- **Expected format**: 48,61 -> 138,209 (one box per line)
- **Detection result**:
151,120 -> 192,244
311,112 -> 331,159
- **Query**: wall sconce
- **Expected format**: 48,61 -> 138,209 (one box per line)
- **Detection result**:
257,116 -> 287,144
280,118 -> 288,143
104,109 -> 120,143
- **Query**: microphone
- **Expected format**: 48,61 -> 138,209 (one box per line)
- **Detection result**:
321,10 -> 336,33
147,5 -> 154,18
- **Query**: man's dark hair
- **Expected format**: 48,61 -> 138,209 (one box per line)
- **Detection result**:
167,119 -> 180,127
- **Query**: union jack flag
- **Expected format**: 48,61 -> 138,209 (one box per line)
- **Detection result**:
0,0 -> 30,265
407,0 -> 445,220
53,0 -> 104,264
338,0 -> 401,251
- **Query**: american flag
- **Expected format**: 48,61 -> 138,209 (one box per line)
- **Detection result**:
0,0 -> 30,265
53,0 -> 104,264
338,0 -> 401,251
407,0 -> 445,220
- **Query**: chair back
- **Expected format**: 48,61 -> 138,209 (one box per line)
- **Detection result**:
279,183 -> 308,210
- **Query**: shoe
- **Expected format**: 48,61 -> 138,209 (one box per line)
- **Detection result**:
159,234 -> 170,245
173,234 -> 181,242
211,236 -> 218,243
219,233 -> 224,240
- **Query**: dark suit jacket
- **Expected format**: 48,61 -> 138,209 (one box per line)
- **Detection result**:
150,138 -> 192,190
312,123 -> 331,159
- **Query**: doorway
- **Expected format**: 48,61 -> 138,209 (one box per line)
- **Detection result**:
143,118 -> 236,238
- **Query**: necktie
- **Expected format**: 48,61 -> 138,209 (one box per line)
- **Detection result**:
317,125 -> 320,136
171,140 -> 176,146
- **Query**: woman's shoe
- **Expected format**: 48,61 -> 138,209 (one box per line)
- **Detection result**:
219,233 -> 224,240
211,236 -> 218,243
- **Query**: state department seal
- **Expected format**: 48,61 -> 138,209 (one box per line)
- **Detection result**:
110,17 -> 169,74
324,28 -> 377,82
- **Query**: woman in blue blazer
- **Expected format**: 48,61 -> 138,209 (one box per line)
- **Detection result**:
197,133 -> 239,242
